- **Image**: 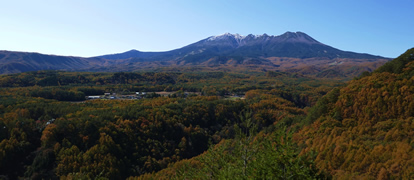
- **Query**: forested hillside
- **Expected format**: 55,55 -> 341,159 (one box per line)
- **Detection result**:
295,48 -> 414,179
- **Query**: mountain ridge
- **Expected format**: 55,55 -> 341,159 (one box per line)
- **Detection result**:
0,31 -> 391,76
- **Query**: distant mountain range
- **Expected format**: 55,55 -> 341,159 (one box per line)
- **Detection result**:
0,31 -> 391,77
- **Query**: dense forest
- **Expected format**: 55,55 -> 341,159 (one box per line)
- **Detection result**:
0,70 -> 340,179
0,48 -> 413,179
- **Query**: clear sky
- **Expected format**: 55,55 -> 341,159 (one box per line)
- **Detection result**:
0,0 -> 413,58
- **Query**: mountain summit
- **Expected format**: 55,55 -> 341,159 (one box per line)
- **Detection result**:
277,31 -> 321,44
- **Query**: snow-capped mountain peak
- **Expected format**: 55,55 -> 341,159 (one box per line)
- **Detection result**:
207,32 -> 320,43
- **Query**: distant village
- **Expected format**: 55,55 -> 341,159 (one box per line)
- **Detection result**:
86,91 -> 243,100
87,92 -> 152,100
86,91 -> 201,100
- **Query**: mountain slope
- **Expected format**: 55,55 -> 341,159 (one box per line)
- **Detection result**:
98,49 -> 163,60
295,48 -> 414,179
0,51 -> 108,74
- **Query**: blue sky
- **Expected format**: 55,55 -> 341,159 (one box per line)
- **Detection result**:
0,0 -> 412,58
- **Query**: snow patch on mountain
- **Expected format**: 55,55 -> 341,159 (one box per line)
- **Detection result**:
208,33 -> 246,41
252,34 -> 265,38
208,33 -> 270,41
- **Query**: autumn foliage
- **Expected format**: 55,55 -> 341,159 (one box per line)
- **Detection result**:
295,48 -> 414,179
0,48 -> 413,179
